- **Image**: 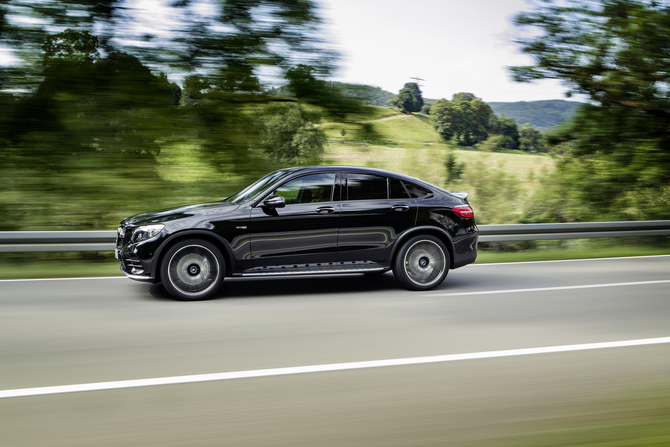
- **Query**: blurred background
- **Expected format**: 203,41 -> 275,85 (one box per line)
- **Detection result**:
0,0 -> 669,239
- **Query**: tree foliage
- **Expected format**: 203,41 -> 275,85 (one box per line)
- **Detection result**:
430,93 -> 511,147
520,123 -> 547,152
284,65 -> 366,119
268,82 -> 396,107
0,34 -> 179,229
255,103 -> 326,163
389,82 -> 423,113
0,0 -> 347,230
512,0 -> 670,219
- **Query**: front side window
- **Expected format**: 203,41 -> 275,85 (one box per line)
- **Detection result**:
226,169 -> 294,204
274,173 -> 336,204
347,174 -> 388,200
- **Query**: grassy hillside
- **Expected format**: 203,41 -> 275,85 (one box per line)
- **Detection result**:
323,111 -> 445,149
156,106 -> 556,224
322,108 -> 555,204
488,100 -> 582,132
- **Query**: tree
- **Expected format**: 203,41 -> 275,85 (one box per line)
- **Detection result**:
255,103 -> 326,163
512,0 -> 670,219
445,152 -> 465,183
430,93 -> 500,146
389,82 -> 423,113
285,64 -> 366,119
0,1 -> 360,229
430,99 -> 460,141
1,32 -> 177,229
519,124 -> 546,152
180,75 -> 209,106
496,115 -> 520,149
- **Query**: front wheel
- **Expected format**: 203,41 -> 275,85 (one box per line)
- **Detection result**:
160,239 -> 225,301
393,235 -> 450,291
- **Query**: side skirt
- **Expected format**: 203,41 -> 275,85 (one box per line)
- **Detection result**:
233,260 -> 391,277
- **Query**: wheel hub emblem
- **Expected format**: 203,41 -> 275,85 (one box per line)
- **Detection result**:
419,257 -> 430,268
188,264 -> 201,276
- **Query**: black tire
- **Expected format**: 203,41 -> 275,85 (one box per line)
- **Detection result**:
160,239 -> 225,301
393,235 -> 450,291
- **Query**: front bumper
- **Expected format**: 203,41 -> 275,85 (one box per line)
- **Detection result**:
116,227 -> 160,283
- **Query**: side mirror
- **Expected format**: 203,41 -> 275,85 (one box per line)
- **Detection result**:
263,195 -> 286,209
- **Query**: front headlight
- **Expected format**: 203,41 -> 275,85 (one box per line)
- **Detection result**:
131,224 -> 164,244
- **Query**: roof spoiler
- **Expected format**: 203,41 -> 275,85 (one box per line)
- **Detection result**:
450,192 -> 469,200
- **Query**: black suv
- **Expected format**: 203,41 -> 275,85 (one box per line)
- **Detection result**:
116,166 -> 478,300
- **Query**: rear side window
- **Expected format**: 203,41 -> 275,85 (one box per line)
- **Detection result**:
404,182 -> 432,199
390,178 -> 410,199
347,174 -> 388,200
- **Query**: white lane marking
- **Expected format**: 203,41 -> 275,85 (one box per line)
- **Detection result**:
2,337 -> 670,399
427,279 -> 670,297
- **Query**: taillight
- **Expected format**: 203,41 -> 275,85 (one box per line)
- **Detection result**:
452,205 -> 474,218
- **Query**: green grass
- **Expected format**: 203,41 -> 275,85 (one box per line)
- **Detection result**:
324,143 -> 449,186
323,111 -> 447,149
154,107 -> 554,200
320,108 -> 555,194
323,143 -> 555,191
476,244 -> 670,264
493,379 -> 670,447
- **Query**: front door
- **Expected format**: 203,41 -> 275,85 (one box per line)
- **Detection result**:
248,172 -> 341,269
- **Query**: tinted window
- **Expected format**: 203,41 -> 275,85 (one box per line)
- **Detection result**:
275,173 -> 336,204
404,182 -> 432,199
390,179 -> 410,199
226,169 -> 293,204
347,174 -> 388,200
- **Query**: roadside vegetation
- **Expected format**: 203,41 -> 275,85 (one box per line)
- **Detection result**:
493,378 -> 670,447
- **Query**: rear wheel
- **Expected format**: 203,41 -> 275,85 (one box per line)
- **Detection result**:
393,235 -> 449,291
160,239 -> 225,300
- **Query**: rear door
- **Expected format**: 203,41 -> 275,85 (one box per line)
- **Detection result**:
337,173 -> 417,263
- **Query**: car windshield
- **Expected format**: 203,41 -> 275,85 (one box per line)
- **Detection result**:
224,169 -> 294,204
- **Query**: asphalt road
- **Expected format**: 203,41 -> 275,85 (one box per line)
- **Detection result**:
1,256 -> 669,446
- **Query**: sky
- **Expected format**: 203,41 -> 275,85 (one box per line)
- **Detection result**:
318,0 -> 571,103
0,0 -> 572,103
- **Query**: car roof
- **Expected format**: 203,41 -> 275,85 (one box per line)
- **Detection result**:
284,165 -> 430,186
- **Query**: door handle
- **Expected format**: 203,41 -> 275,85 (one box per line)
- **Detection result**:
316,206 -> 335,214
392,205 -> 410,212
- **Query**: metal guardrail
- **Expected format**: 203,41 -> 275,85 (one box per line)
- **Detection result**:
0,221 -> 669,252
478,220 -> 670,242
0,231 -> 116,253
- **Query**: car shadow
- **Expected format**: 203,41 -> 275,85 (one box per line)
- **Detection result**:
146,272 -> 402,301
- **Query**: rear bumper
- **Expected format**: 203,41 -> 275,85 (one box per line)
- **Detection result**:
452,233 -> 478,269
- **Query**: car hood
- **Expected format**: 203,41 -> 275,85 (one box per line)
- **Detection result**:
122,201 -> 240,226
